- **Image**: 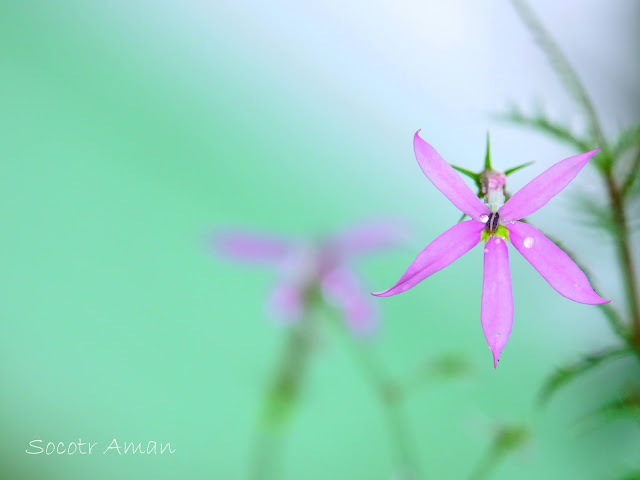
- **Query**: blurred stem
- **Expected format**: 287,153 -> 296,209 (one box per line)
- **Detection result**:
249,315 -> 315,480
250,430 -> 282,480
621,148 -> 640,196
469,426 -> 529,480
469,448 -> 500,480
510,0 -> 608,150
605,175 -> 640,347
527,221 -> 630,343
331,318 -> 423,480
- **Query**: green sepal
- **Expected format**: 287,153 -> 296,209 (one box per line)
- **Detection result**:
482,225 -> 510,243
495,225 -> 510,241
504,161 -> 534,176
451,165 -> 481,183
484,132 -> 492,170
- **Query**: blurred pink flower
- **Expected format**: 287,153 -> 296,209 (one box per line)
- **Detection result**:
374,132 -> 609,367
213,221 -> 405,335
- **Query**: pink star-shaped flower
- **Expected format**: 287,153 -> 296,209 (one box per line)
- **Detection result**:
374,132 -> 609,368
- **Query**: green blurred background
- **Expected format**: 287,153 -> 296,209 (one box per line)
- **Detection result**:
0,1 -> 638,479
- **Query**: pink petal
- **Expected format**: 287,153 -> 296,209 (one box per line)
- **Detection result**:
414,131 -> 489,220
372,220 -> 484,297
331,219 -> 409,257
481,237 -> 514,369
322,268 -> 379,336
212,230 -> 292,264
267,282 -> 304,323
498,149 -> 599,222
506,222 -> 609,304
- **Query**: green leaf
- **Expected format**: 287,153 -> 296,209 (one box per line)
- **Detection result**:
589,391 -> 640,425
493,425 -> 530,453
509,0 -> 606,147
599,304 -> 631,342
612,122 -> 640,158
612,472 -> 640,480
538,347 -> 632,406
395,353 -> 471,398
621,150 -> 640,198
572,192 -> 618,235
504,161 -> 534,176
427,353 -> 472,379
496,107 -> 592,153
536,227 -> 628,341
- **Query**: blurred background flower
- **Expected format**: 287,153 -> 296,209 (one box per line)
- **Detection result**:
212,220 -> 406,334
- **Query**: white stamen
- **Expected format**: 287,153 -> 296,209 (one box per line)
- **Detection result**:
485,188 -> 505,213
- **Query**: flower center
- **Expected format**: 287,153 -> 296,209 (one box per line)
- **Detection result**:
485,212 -> 500,234
481,170 -> 507,213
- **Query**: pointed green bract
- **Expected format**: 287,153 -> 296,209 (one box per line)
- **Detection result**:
484,132 -> 492,170
504,161 -> 534,176
495,225 -> 509,241
480,225 -> 509,243
452,164 -> 481,182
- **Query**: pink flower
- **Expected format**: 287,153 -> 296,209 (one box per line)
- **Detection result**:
213,221 -> 405,336
374,132 -> 609,368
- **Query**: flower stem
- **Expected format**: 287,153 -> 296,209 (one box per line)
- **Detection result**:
510,0 -> 607,147
605,175 -> 640,347
469,425 -> 529,480
469,449 -> 500,480
511,0 -> 640,350
331,319 -> 424,479
249,317 -> 315,480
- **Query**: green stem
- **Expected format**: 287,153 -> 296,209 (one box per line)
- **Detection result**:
332,320 -> 423,479
605,175 -> 640,348
249,317 -> 315,480
528,222 -> 630,343
469,448 -> 501,480
509,0 -> 640,353
468,426 -> 529,480
621,148 -> 640,197
509,0 -> 608,150
249,430 -> 282,480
